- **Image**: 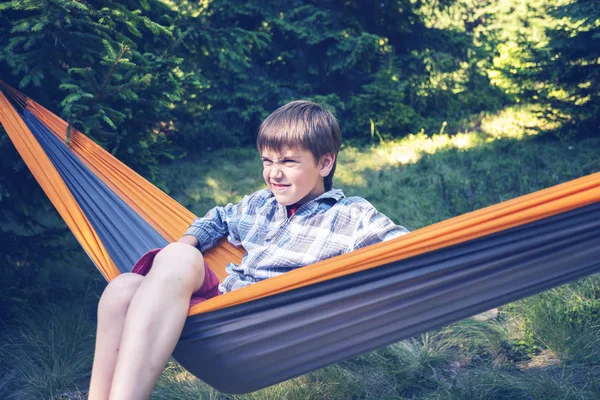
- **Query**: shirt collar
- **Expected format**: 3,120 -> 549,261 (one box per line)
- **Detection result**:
266,188 -> 345,207
313,188 -> 345,202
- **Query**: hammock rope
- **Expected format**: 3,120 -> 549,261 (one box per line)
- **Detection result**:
1,80 -> 599,393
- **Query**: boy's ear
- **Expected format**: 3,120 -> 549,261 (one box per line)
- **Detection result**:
319,153 -> 336,177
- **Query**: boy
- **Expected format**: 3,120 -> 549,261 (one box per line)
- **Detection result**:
89,101 -> 408,400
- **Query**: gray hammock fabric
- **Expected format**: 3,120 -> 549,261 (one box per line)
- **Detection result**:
173,202 -> 600,393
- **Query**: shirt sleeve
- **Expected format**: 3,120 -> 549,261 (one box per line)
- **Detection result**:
183,195 -> 250,253
350,207 -> 409,251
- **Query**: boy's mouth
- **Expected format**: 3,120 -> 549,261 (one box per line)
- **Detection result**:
271,182 -> 289,190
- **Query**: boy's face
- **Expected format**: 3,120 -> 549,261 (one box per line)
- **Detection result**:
261,146 -> 334,207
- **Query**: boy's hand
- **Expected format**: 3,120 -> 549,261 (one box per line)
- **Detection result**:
177,235 -> 199,247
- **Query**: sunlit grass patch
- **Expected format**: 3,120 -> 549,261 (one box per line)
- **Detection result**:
340,136 -> 599,230
164,105 -> 554,210
478,104 -> 558,139
337,104 -> 553,188
337,131 -> 485,186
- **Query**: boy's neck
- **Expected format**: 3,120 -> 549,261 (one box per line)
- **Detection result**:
293,182 -> 326,208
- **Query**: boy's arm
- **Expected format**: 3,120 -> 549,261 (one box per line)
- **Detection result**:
181,203 -> 239,252
180,191 -> 259,252
350,208 -> 409,252
177,235 -> 199,247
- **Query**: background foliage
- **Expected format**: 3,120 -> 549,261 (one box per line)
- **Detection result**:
2,0 -> 596,151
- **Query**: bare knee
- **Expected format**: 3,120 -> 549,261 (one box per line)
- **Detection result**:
98,273 -> 144,318
150,242 -> 205,291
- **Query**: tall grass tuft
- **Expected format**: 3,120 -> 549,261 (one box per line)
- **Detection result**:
426,365 -> 600,400
0,301 -> 95,399
515,276 -> 600,365
322,319 -> 513,399
0,365 -> 16,399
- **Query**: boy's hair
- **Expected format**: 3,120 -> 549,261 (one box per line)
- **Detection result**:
257,100 -> 342,191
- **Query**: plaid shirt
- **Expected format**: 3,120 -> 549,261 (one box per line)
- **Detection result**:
185,188 -> 409,293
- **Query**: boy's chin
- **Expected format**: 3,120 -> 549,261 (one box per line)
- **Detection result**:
272,192 -> 298,207
273,195 -> 295,206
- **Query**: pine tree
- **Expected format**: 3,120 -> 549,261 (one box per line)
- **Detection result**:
531,0 -> 600,137
0,0 -> 184,178
0,0 -> 188,307
478,0 -> 599,138
170,0 -> 503,143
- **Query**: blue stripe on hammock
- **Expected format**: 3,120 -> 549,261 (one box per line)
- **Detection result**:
22,109 -> 168,273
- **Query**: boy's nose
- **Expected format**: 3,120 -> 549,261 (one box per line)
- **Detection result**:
269,166 -> 283,179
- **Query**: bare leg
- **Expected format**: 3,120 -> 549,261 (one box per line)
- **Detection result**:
109,242 -> 205,400
89,273 -> 144,400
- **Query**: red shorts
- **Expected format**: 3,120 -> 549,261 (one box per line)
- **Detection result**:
131,248 -> 221,307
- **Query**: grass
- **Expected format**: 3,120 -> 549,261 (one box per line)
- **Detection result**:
151,363 -> 223,400
2,104 -> 600,398
425,365 -> 600,400
512,276 -> 600,365
0,301 -> 95,399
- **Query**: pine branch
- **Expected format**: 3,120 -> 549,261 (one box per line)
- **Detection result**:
101,45 -> 129,91
84,67 -> 101,93
162,26 -> 194,59
81,45 -> 129,110
62,45 -> 129,143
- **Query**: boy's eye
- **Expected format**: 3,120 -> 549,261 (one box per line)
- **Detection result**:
262,159 -> 272,166
283,159 -> 296,165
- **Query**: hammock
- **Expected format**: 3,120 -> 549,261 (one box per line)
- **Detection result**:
1,81 -> 599,394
